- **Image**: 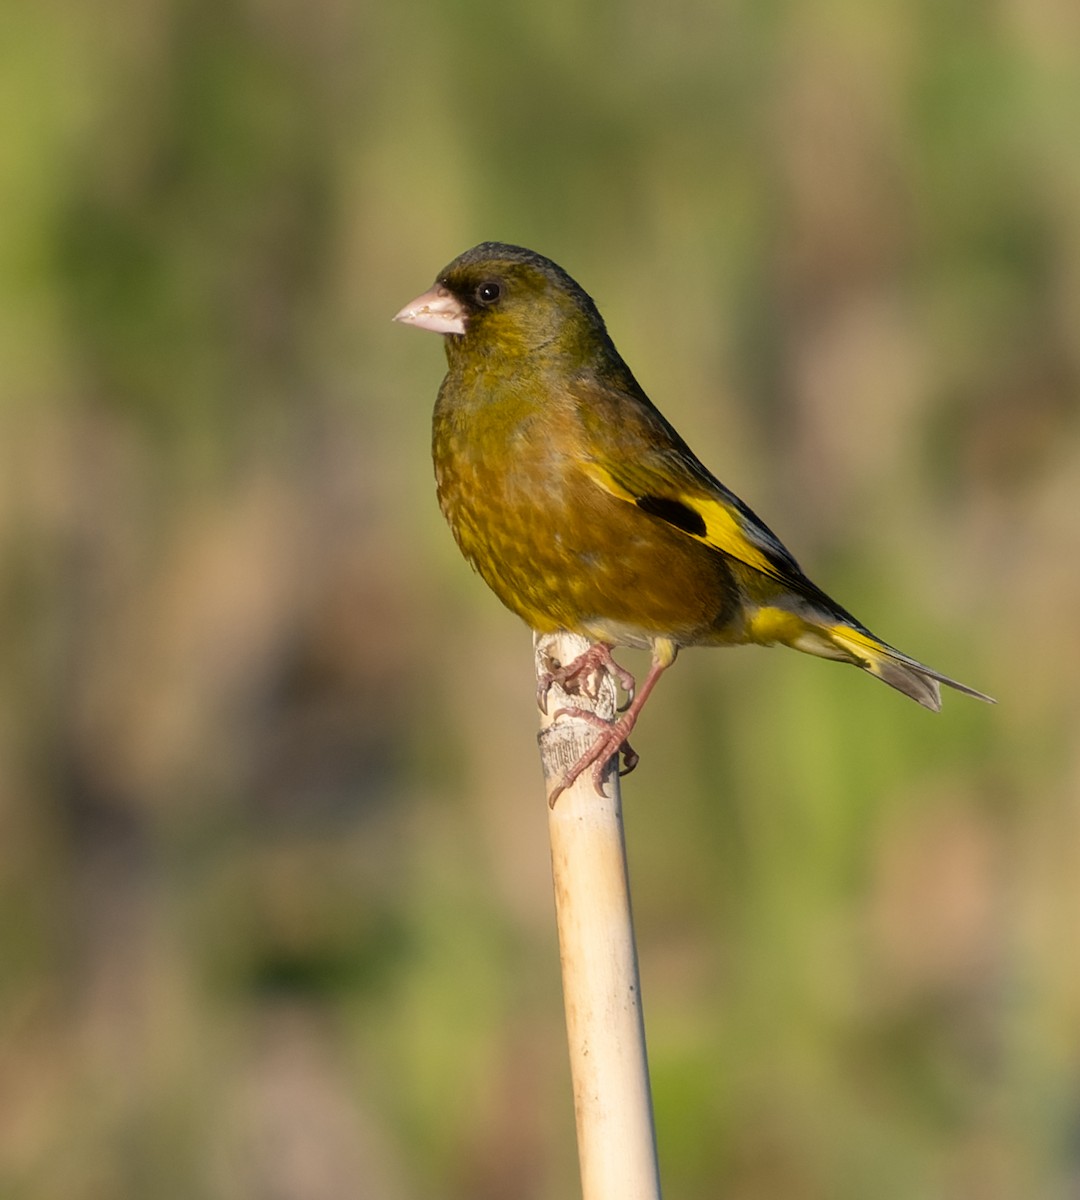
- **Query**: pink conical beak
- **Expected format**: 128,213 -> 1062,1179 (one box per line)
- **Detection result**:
393,285 -> 466,335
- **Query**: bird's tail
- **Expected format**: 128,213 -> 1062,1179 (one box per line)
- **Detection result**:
821,623 -> 995,711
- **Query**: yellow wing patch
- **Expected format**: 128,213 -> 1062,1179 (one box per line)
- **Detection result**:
582,461 -> 779,578
691,494 -> 777,575
581,460 -> 637,502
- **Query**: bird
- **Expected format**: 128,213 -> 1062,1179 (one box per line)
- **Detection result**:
394,242 -> 993,802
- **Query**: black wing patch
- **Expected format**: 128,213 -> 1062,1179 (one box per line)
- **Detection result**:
635,494 -> 707,537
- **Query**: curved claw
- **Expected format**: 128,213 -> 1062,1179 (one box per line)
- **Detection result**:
618,740 -> 639,776
545,645 -> 673,807
549,705 -> 637,806
537,643 -> 637,715
609,662 -> 636,710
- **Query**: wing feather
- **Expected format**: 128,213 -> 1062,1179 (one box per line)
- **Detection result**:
568,371 -> 808,578
581,458 -> 790,581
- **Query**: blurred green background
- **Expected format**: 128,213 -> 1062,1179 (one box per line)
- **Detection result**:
2,1 -> 1078,1197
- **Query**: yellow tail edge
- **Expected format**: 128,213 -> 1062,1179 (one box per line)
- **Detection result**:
825,624 -> 996,712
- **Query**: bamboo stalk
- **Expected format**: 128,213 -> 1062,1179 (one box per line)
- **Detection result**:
535,631 -> 662,1200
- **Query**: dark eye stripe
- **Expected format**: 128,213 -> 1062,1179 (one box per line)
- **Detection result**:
635,494 -> 707,537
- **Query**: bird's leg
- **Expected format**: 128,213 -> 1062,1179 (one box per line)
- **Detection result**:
547,645 -> 674,806
536,642 -> 636,714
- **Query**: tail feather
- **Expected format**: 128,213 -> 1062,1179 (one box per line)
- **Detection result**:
824,624 -> 995,711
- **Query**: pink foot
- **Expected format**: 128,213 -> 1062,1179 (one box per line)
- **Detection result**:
546,707 -> 640,807
544,646 -> 674,807
537,643 -> 636,714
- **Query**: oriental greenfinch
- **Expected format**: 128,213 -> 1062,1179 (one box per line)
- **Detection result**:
395,243 -> 993,800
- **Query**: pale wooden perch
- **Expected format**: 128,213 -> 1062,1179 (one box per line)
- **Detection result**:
535,631 -> 663,1200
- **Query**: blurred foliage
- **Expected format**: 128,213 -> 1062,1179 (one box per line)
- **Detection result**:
1,0 -> 1078,1197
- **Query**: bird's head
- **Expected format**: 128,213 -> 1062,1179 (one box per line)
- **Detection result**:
394,242 -> 613,365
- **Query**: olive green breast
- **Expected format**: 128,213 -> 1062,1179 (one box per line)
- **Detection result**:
432,358 -> 744,649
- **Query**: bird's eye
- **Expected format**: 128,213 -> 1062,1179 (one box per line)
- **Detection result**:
475,281 -> 502,306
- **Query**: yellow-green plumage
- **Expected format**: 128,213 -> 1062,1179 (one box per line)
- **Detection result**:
396,243 -> 992,790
